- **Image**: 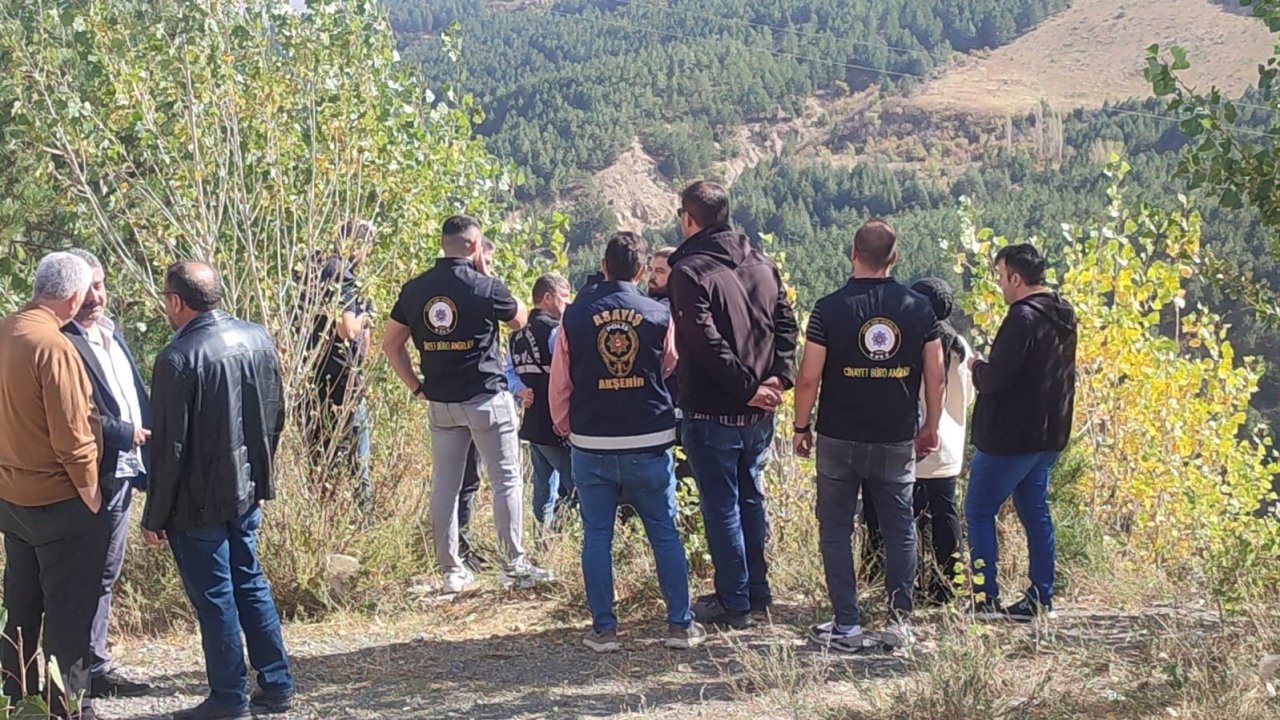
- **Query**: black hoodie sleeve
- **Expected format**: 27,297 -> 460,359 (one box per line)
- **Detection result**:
669,266 -> 759,404
972,305 -> 1033,394
768,273 -> 799,388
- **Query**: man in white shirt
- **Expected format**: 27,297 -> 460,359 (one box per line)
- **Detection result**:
62,248 -> 153,698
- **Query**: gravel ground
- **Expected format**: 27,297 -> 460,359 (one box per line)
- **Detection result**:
96,594 -> 1202,719
95,595 -> 908,719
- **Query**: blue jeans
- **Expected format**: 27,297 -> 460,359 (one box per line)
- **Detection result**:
530,442 -> 573,525
964,450 -> 1060,604
573,448 -> 692,632
169,506 -> 294,710
682,416 -> 774,613
354,400 -> 372,508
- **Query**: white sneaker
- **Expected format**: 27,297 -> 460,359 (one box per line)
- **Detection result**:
881,620 -> 915,651
499,561 -> 555,590
442,568 -> 476,595
808,620 -> 878,653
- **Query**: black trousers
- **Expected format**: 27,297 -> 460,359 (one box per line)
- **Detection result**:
0,496 -> 109,717
458,443 -> 483,565
863,477 -> 961,601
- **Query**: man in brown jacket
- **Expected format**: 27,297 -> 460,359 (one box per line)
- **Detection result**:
0,251 -> 106,719
667,181 -> 798,629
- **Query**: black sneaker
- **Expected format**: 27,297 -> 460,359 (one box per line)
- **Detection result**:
250,690 -> 294,714
750,596 -> 773,613
691,594 -> 753,629
171,698 -> 251,720
973,597 -> 1009,621
1004,595 -> 1057,622
90,670 -> 153,698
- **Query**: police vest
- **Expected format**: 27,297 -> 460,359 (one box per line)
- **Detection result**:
509,309 -> 560,446
390,257 -> 512,403
562,281 -> 675,453
814,278 -> 937,444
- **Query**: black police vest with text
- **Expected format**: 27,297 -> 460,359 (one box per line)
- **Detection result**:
562,281 -> 675,453
395,258 -> 508,403
815,278 -> 936,444
509,310 -> 560,446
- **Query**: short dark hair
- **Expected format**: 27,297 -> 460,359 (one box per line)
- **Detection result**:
652,246 -> 676,262
532,272 -> 569,303
679,181 -> 730,228
442,214 -> 482,255
995,243 -> 1047,286
603,231 -> 648,282
853,218 -> 897,271
442,214 -> 480,237
165,261 -> 223,311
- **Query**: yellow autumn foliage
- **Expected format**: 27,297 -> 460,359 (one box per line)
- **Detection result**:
957,161 -> 1280,601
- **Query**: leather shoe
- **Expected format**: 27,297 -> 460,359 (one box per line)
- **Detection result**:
90,670 -> 153,698
171,698 -> 250,720
250,690 -> 294,714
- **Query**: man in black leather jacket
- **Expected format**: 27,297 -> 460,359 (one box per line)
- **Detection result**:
141,262 -> 295,720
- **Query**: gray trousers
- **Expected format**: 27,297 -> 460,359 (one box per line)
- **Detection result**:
90,478 -> 133,677
428,393 -> 525,574
815,435 -> 916,626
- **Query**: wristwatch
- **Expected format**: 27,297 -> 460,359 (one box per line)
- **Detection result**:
793,422 -> 812,434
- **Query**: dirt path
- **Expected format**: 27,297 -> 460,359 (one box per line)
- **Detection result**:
96,592 -> 1223,719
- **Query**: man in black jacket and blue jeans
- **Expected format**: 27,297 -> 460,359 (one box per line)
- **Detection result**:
668,181 -> 798,628
143,262 -> 294,720
966,243 -> 1077,622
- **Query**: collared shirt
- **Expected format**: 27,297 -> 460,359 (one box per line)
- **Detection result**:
0,303 -> 99,506
82,316 -> 145,478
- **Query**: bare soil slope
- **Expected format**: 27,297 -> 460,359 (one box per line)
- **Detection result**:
911,0 -> 1274,115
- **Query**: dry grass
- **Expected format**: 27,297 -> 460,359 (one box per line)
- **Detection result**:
89,417 -> 1280,718
910,0 -> 1275,115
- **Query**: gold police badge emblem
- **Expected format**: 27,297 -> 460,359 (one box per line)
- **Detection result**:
597,321 -> 640,378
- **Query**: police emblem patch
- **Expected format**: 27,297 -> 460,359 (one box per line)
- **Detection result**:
424,296 -> 458,335
597,321 -> 640,378
858,317 -> 901,361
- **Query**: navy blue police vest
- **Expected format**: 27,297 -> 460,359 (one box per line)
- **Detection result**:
509,309 -> 560,446
562,281 -> 675,453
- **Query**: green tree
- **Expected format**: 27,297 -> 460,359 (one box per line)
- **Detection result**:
958,163 -> 1280,601
0,0 -> 566,612
1145,0 -> 1280,317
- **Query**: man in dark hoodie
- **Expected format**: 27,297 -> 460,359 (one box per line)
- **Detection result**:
966,243 -> 1077,622
668,181 -> 799,628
